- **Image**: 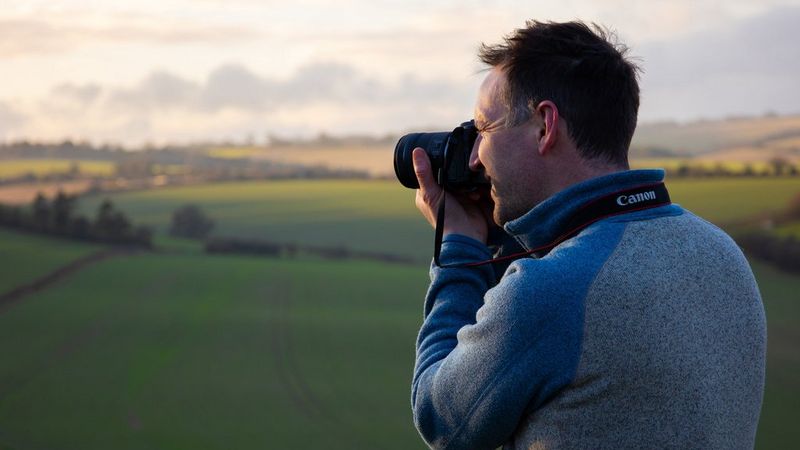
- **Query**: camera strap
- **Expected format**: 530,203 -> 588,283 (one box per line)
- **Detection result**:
433,181 -> 672,268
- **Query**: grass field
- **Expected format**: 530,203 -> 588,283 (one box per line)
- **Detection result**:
667,177 -> 800,223
0,248 -> 428,449
749,259 -> 800,449
76,177 -> 800,261
0,159 -> 115,179
0,228 -> 101,293
77,179 -> 434,262
3,176 -> 800,449
0,228 -> 796,448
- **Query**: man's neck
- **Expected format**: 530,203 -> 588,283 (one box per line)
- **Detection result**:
544,156 -> 628,201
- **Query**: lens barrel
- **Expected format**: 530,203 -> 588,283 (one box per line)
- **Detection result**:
393,131 -> 451,189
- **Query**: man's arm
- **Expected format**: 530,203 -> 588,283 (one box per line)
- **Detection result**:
411,241 -> 586,449
409,148 -> 584,449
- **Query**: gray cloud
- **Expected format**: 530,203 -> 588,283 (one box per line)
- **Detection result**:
108,72 -> 202,112
200,65 -> 276,110
638,6 -> 800,120
52,83 -> 103,105
95,62 -> 474,115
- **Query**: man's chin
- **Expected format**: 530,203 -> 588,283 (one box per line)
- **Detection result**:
493,207 -> 510,227
494,203 -> 529,226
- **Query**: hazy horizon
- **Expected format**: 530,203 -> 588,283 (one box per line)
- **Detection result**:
2,0 -> 799,146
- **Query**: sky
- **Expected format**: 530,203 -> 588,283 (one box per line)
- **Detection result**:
1,0 -> 799,146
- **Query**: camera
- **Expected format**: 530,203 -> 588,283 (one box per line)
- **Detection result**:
393,120 -> 488,191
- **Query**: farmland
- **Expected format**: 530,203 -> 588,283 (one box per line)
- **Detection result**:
0,159 -> 115,180
0,249 -> 427,449
0,228 -> 101,293
76,177 -> 800,260
1,176 -> 799,449
77,179 -> 434,262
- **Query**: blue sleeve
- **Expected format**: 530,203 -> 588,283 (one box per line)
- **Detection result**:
410,234 -> 589,450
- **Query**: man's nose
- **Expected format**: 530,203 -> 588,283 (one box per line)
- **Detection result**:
468,136 -> 483,172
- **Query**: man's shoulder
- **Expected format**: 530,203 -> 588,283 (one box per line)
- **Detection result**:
501,205 -> 748,289
617,206 -> 747,262
591,205 -> 757,289
497,220 -> 630,299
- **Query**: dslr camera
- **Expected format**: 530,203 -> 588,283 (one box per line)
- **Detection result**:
393,120 -> 488,191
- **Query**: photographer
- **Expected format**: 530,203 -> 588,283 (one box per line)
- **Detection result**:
407,21 -> 765,449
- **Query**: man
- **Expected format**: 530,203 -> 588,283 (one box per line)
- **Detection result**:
410,21 -> 766,450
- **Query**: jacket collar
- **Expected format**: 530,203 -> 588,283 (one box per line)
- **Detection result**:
503,169 -> 666,251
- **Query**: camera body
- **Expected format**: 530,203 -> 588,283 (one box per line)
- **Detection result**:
393,120 -> 488,191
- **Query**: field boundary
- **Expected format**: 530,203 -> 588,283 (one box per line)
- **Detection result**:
0,248 -> 132,314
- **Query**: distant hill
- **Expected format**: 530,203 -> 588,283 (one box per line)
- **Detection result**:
631,114 -> 800,161
3,113 -> 799,178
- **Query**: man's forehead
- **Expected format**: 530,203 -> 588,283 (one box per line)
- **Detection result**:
475,68 -> 507,121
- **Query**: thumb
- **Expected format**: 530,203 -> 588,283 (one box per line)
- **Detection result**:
412,147 -> 437,192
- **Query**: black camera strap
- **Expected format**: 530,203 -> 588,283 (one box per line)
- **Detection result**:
433,181 -> 672,268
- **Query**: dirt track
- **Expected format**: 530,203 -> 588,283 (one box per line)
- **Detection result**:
0,248 -> 130,314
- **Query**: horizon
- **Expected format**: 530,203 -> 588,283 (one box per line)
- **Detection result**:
2,0 -> 800,146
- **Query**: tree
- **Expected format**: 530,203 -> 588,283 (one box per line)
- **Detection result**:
786,193 -> 800,221
52,190 -> 75,234
115,159 -> 154,178
169,205 -> 215,239
769,157 -> 791,176
68,161 -> 80,177
93,199 -> 132,242
69,216 -> 92,240
32,192 -> 50,231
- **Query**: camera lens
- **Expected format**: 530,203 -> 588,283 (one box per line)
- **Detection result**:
393,131 -> 450,189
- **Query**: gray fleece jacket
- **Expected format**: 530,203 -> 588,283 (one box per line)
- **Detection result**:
411,169 -> 766,449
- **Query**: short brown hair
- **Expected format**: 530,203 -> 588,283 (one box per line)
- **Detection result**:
479,21 -> 641,166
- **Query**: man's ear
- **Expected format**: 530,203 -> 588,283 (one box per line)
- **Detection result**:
535,100 -> 559,156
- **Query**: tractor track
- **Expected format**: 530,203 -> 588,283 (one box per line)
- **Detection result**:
264,284 -> 388,450
0,248 -> 133,315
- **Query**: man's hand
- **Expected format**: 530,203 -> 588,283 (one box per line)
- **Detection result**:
412,147 -> 493,244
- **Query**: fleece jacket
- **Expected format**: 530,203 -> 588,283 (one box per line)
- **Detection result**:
411,169 -> 766,450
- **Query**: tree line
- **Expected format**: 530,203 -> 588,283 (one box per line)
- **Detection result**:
736,232 -> 800,274
204,237 -> 416,264
665,158 -> 799,178
167,203 -> 415,264
734,193 -> 800,273
0,191 -> 152,247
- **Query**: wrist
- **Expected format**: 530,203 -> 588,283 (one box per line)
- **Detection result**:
443,227 -> 487,244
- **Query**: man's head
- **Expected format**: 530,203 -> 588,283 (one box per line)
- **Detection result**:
470,21 -> 641,225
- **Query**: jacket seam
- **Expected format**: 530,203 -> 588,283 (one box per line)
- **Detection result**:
563,222 -> 630,389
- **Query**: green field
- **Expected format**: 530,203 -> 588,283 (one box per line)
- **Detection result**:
0,159 -> 115,179
78,180 -> 434,262
0,228 -> 101,293
749,259 -> 800,449
76,177 -> 800,262
667,177 -> 800,223
0,248 -> 428,449
3,177 -> 800,449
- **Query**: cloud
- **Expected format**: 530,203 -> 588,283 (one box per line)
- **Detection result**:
92,62 -> 475,116
9,62 -> 476,145
637,5 -> 800,120
107,72 -> 202,112
52,83 -> 103,105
